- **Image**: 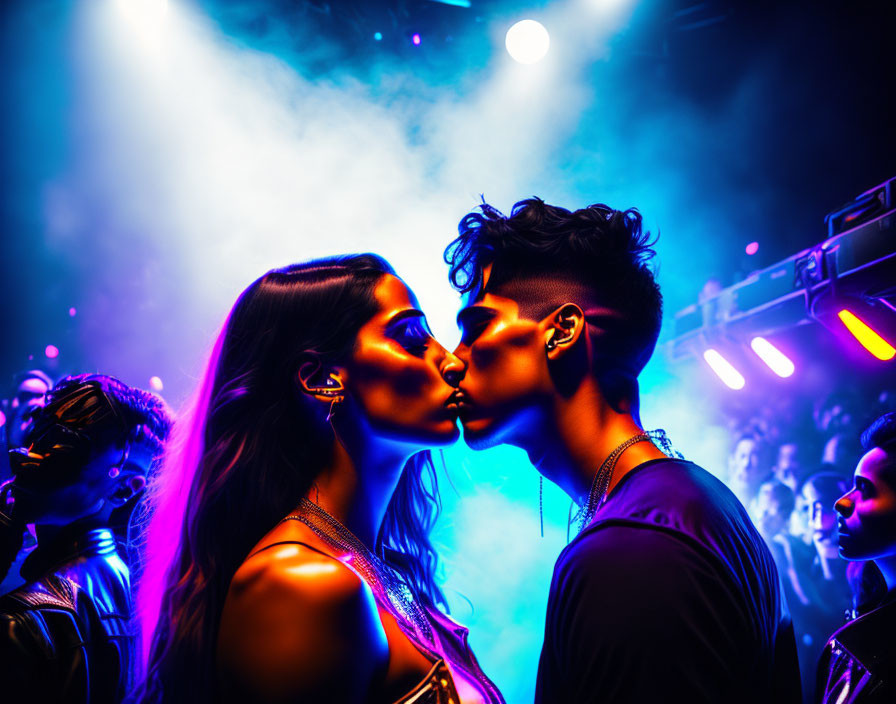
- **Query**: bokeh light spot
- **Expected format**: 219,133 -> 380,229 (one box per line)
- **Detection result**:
745,241 -> 759,255
149,376 -> 164,392
44,345 -> 60,359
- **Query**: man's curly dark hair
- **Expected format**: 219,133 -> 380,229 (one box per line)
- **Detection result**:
444,197 -> 663,387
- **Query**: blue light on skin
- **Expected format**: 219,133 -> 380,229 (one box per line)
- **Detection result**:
374,32 -> 382,41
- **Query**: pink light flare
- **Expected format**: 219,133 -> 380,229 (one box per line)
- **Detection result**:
149,376 -> 164,392
68,307 -> 77,317
745,241 -> 759,256
412,33 -> 421,45
750,337 -> 795,378
44,345 -> 59,359
702,349 -> 746,390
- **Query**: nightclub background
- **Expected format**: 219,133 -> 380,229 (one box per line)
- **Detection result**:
1,0 -> 895,701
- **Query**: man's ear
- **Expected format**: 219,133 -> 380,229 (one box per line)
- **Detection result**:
108,473 -> 147,508
296,357 -> 345,400
543,303 -> 586,360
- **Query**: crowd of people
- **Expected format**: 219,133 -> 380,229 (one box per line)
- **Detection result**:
0,198 -> 894,704
723,388 -> 896,700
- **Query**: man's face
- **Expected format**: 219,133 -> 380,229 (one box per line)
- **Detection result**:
774,443 -> 802,491
6,376 -> 51,448
730,438 -> 763,496
803,484 -> 844,559
835,447 -> 896,561
452,289 -> 550,449
755,483 -> 790,538
10,431 -> 152,526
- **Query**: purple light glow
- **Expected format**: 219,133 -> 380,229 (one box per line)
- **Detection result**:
0,410 -> 5,429
68,307 -> 77,317
412,33 -> 421,46
45,344 -> 59,359
745,241 -> 759,256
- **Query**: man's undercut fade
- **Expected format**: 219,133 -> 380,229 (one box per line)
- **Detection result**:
445,197 -> 663,383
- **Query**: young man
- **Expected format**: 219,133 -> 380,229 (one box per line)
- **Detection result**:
818,412 -> 896,703
444,198 -> 801,703
0,374 -> 171,704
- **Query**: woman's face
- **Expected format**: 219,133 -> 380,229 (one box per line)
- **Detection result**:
342,274 -> 462,447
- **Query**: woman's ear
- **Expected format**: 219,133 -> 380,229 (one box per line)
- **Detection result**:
543,303 -> 586,360
297,358 -> 345,399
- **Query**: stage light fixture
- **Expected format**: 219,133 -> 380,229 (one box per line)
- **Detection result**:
702,349 -> 746,390
750,337 -> 795,377
505,19 -> 550,64
374,32 -> 383,41
837,309 -> 896,361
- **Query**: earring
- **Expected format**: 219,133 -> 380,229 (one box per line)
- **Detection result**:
325,395 -> 343,423
546,337 -> 557,351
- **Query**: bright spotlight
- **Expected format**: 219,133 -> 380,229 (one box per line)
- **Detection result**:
837,309 -> 896,361
505,19 -> 550,65
750,337 -> 795,378
115,0 -> 170,46
703,349 -> 745,390
150,376 -> 165,392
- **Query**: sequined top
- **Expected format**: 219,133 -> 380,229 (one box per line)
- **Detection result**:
276,511 -> 504,704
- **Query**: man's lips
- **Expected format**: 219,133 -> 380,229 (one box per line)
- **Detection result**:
446,391 -> 475,418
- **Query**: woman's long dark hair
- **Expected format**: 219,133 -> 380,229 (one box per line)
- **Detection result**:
133,255 -> 445,703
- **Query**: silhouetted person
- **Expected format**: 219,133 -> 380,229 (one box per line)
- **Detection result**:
0,374 -> 171,704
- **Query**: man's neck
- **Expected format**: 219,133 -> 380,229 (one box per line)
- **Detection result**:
525,377 -> 668,503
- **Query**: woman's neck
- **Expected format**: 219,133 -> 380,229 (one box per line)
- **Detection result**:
307,437 -> 410,550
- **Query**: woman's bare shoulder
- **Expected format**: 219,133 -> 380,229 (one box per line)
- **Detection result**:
217,532 -> 388,703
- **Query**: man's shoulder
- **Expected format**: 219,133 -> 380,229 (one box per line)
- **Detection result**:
596,459 -> 755,543
0,573 -> 79,613
557,459 -> 770,593
555,523 -> 716,591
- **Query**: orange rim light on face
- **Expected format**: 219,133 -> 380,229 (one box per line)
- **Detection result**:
837,309 -> 896,361
703,349 -> 746,390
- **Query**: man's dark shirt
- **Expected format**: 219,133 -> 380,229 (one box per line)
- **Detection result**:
535,459 -> 802,704
0,525 -> 134,704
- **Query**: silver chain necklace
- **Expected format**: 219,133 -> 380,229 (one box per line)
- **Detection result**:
284,498 -> 434,645
571,429 -> 681,535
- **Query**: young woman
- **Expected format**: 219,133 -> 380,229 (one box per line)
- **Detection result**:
135,255 -> 503,704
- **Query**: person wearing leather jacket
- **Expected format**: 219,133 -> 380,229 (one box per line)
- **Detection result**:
0,374 -> 171,704
817,412 -> 896,703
